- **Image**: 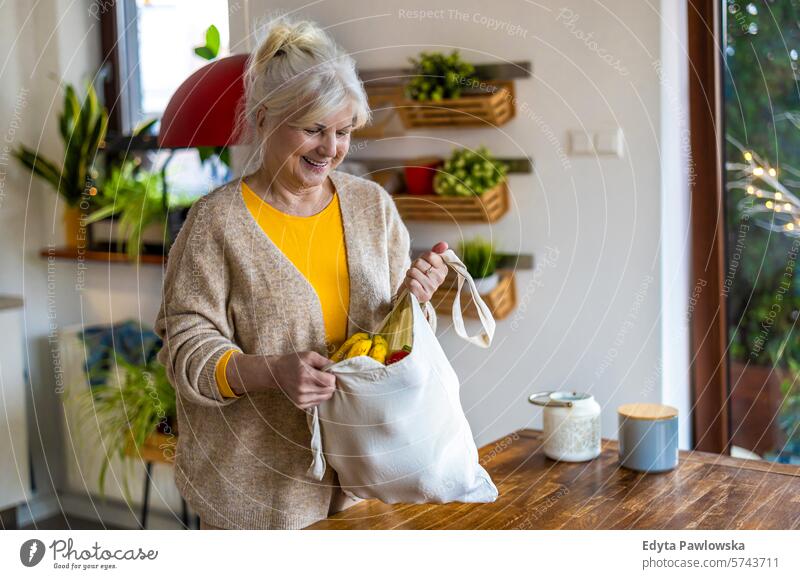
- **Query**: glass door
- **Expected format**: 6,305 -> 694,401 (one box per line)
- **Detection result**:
723,0 -> 800,463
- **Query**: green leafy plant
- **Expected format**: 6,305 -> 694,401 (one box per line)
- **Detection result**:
458,236 -> 498,280
194,24 -> 221,60
13,81 -> 108,206
404,50 -> 478,101
765,343 -> 800,463
85,160 -> 191,261
192,24 -> 230,171
433,146 -> 508,196
77,355 -> 176,502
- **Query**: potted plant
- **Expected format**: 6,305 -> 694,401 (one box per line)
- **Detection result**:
404,50 -> 478,102
398,50 -> 516,128
433,146 -> 508,197
13,81 -> 108,247
403,156 -> 443,195
85,159 -> 193,261
74,322 -> 176,502
772,357 -> 800,464
458,236 -> 499,293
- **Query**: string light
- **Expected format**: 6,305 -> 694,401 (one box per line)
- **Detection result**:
769,168 -> 777,177
784,203 -> 791,211
756,190 -> 763,197
747,185 -> 755,194
766,200 -> 774,209
753,167 -> 764,176
786,223 -> 795,231
775,192 -> 783,200
744,151 -> 753,161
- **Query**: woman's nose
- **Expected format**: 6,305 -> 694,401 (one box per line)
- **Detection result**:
317,132 -> 337,157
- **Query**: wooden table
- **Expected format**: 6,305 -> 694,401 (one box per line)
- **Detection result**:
306,428 -> 800,529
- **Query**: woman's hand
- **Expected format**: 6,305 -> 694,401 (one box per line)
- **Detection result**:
227,351 -> 336,409
403,241 -> 449,302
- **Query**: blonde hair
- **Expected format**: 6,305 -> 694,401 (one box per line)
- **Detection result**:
239,17 -> 371,152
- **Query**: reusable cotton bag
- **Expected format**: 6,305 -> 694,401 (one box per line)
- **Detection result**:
306,249 -> 499,504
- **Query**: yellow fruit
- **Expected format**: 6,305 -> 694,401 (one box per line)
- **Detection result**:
368,335 -> 387,364
345,338 -> 373,359
332,332 -> 369,362
381,295 -> 414,354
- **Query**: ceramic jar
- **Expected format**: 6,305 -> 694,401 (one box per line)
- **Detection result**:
617,403 -> 679,472
528,391 -> 602,462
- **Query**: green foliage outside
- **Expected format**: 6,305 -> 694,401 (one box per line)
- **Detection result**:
724,1 -> 800,462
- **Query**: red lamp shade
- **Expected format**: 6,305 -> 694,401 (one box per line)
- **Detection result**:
158,53 -> 249,148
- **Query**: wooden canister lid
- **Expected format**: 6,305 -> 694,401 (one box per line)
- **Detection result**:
617,403 -> 678,421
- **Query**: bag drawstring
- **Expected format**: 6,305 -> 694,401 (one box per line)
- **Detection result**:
306,406 -> 326,481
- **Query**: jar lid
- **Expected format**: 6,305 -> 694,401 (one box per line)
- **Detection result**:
617,403 -> 678,421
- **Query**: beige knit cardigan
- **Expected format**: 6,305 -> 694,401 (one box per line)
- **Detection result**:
154,170 -> 415,529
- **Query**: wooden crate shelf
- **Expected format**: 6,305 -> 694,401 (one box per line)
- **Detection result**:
392,180 -> 509,223
432,270 -> 517,321
352,86 -> 406,139
396,80 -> 516,129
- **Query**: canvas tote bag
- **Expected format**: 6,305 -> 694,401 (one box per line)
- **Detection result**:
306,249 -> 499,504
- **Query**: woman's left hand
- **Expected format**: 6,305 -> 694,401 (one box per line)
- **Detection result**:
403,241 -> 449,302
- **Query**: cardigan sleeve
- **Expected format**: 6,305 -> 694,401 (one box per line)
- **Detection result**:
386,193 -> 412,304
154,197 -> 242,408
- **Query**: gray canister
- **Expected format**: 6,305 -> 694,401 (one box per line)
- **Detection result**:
617,403 -> 679,473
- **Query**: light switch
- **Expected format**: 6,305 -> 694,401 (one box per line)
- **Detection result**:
594,128 -> 624,157
569,130 -> 594,155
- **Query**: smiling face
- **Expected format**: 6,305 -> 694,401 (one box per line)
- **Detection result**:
258,104 -> 355,191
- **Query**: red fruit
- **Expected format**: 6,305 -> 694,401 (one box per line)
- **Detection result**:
386,349 -> 411,365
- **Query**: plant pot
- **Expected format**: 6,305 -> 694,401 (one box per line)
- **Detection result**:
88,218 -> 166,255
397,79 -> 516,129
63,205 -> 85,249
473,272 -> 500,294
167,206 -> 191,247
729,361 -> 787,457
403,157 -> 442,195
432,270 -> 517,320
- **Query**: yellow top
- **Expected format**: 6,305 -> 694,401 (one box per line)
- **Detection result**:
215,180 -> 350,398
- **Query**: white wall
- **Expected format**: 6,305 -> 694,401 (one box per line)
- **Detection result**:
232,0 -> 689,447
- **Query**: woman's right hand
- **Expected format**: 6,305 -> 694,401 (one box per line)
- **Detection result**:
227,351 -> 337,409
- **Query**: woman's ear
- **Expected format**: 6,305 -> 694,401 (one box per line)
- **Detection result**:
256,105 -> 267,130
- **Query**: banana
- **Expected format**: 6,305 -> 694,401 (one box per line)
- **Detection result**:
368,335 -> 388,364
332,332 -> 369,362
345,338 -> 373,359
382,296 -> 414,354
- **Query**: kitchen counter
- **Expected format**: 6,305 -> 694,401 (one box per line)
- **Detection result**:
306,428 -> 800,529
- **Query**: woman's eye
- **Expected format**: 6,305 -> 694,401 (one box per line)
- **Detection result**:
337,131 -> 349,137
304,128 -> 319,135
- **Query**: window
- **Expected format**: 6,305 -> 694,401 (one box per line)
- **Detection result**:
101,0 -> 232,197
722,0 -> 800,464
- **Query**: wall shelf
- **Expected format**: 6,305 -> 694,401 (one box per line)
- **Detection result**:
41,247 -> 165,265
411,248 -> 534,271
358,61 -> 533,87
347,156 -> 533,175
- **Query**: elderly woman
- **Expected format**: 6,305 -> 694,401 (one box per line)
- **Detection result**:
154,18 -> 449,530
